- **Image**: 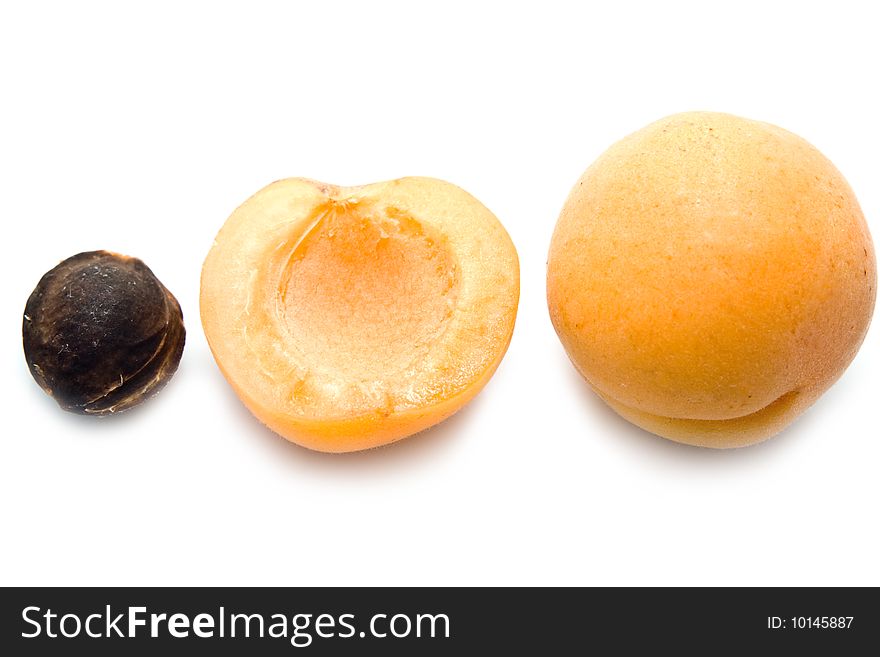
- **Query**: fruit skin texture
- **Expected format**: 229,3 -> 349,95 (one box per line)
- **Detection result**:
547,112 -> 876,448
201,177 -> 519,453
23,250 -> 185,414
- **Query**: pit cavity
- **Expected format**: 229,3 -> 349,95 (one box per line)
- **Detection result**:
278,202 -> 460,385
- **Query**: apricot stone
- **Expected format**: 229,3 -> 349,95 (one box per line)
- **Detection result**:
547,112 -> 876,448
23,251 -> 185,414
201,177 -> 519,452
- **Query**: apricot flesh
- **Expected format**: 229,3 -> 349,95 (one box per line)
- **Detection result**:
547,112 -> 876,448
201,177 -> 519,452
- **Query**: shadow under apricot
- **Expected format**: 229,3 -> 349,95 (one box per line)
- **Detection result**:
207,359 -> 475,473
559,355 -> 825,465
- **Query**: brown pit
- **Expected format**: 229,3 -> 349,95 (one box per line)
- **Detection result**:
22,250 -> 185,414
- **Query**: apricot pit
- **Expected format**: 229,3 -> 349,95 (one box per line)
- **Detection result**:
23,251 -> 185,414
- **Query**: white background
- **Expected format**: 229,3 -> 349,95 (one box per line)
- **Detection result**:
1,1 -> 877,586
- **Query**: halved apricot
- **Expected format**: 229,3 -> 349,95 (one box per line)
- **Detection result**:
201,177 -> 519,452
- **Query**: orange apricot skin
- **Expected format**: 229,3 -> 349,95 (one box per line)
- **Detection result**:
547,112 -> 876,448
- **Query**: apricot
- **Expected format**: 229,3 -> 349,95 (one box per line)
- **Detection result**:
201,177 -> 519,452
547,112 -> 876,448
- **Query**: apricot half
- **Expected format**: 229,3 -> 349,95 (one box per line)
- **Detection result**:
201,177 -> 519,452
547,112 -> 876,448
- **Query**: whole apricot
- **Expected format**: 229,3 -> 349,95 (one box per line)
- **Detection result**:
547,112 -> 876,447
